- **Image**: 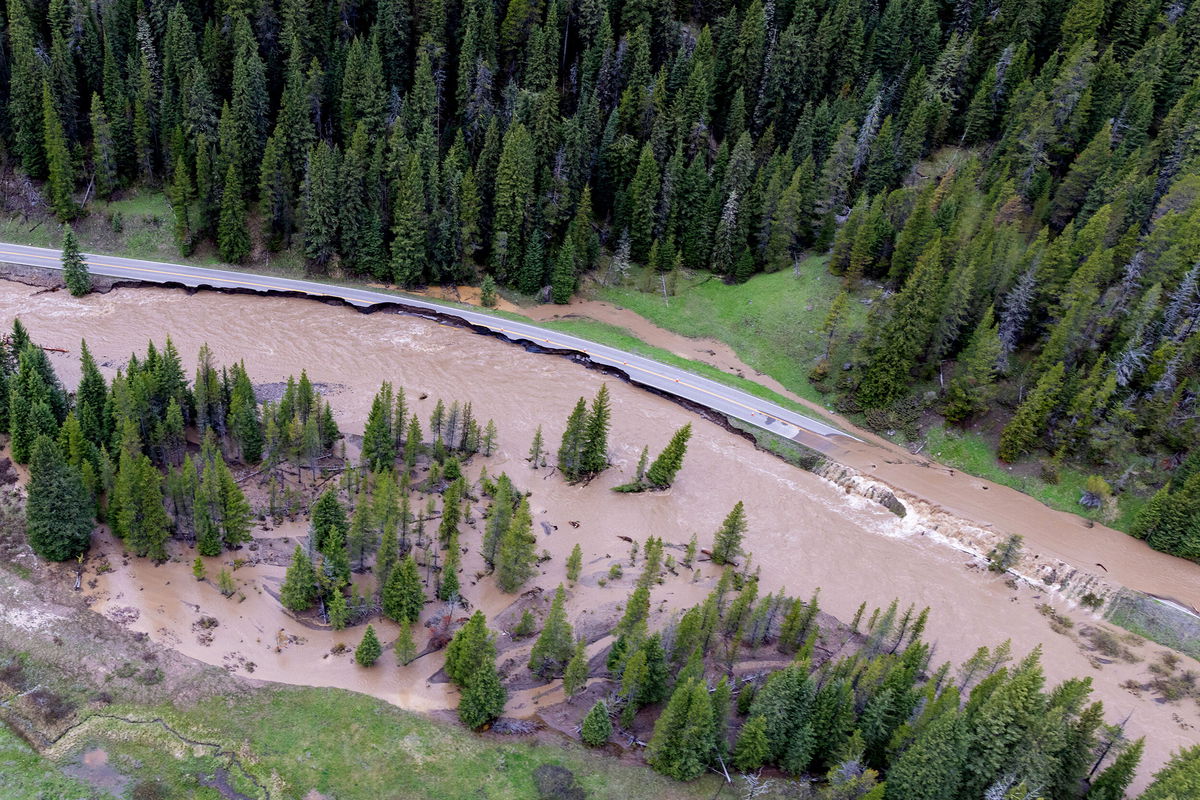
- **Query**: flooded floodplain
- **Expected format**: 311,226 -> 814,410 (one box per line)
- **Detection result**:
2,279 -> 1196,790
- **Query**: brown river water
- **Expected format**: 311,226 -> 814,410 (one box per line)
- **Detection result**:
1,279 -> 1197,790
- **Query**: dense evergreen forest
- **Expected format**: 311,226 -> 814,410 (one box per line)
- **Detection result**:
3,318 -> 1199,798
1,0 -> 1199,554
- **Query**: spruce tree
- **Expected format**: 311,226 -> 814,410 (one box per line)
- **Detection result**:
733,715 -> 771,772
943,307 -> 1003,424
711,501 -> 748,565
42,84 -> 76,221
445,610 -> 496,687
646,678 -> 716,780
556,398 -> 588,480
529,584 -> 574,677
311,488 -> 348,552
566,543 -> 583,583
383,554 -> 425,624
280,545 -> 317,611
25,436 -> 93,561
562,638 -> 589,698
1139,744 -> 1200,800
495,496 -> 537,592
458,662 -> 508,729
321,524 -> 352,588
998,362 -> 1066,462
857,234 -> 947,408
883,709 -> 966,800
529,425 -> 547,468
645,424 -> 692,489
355,624 -> 382,666
439,531 -> 462,601
61,230 -> 90,297
121,455 -> 171,561
327,589 -> 349,629
581,700 -> 612,746
217,164 -> 251,263
394,621 -> 418,665
579,385 -> 612,477
1085,738 -> 1143,800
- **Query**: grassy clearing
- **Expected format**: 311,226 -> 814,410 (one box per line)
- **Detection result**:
924,425 -> 1144,529
595,258 -> 865,405
50,687 -> 743,800
0,725 -> 99,799
539,317 -> 848,432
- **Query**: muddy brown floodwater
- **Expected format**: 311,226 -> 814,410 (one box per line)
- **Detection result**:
1,279 -> 1197,791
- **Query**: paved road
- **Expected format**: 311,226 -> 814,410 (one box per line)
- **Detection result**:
0,241 -> 857,446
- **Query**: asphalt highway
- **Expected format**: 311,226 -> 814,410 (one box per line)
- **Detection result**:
0,241 -> 858,446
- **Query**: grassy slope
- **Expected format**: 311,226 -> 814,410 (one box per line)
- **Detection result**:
51,687 -> 732,800
0,726 -> 99,799
594,264 -> 1147,529
595,258 -> 862,406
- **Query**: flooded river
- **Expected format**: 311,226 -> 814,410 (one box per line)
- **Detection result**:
1,279 -> 1196,790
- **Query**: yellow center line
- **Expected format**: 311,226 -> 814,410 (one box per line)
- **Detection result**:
1,247 -> 802,431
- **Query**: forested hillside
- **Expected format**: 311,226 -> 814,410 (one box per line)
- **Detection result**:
1,0 -> 1199,556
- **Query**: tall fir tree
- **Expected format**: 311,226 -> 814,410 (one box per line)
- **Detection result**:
61,229 -> 90,296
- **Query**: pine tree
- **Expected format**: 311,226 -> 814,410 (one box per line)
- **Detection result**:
529,584 -> 574,677
311,489 -> 348,553
943,308 -> 1003,424
280,545 -> 317,611
491,123 -> 536,282
355,624 -> 382,666
217,164 -> 251,263
566,543 -> 583,583
733,715 -> 771,772
563,638 -> 589,698
347,493 -> 376,571
394,621 -> 418,665
61,230 -> 90,297
42,85 -> 76,221
1139,744 -> 1200,800
711,501 -> 748,565
383,554 -> 425,624
581,700 -> 612,746
645,424 -> 692,489
556,398 -> 588,480
998,363 -> 1066,462
327,589 -> 349,629
445,610 -> 496,687
458,662 -> 508,729
646,678 -> 716,780
857,234 -> 947,408
438,480 -> 462,547
1086,738 -> 1143,800
628,143 -> 661,262
302,141 -> 341,269
550,239 -> 577,303
496,497 -> 537,592
883,709 -> 966,800
25,436 -> 93,561
390,151 -> 427,286
121,455 -> 171,561
439,531 -> 462,601
320,521 -> 352,588
579,385 -> 612,477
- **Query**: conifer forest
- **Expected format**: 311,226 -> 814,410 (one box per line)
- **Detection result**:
2,0 -> 1199,558
2,0 -> 1200,796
